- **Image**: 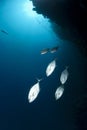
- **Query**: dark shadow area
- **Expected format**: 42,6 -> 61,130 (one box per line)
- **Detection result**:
31,0 -> 87,130
73,89 -> 87,130
31,0 -> 87,56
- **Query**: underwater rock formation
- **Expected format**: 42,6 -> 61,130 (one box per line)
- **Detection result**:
31,0 -> 87,54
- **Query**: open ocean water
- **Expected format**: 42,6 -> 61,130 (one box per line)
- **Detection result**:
0,0 -> 87,130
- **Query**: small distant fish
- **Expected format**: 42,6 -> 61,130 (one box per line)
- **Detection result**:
50,46 -> 59,53
60,66 -> 69,85
40,48 -> 50,55
46,59 -> 57,77
0,29 -> 8,35
55,85 -> 64,100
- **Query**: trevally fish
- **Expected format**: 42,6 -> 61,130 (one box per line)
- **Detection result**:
50,46 -> 59,53
55,85 -> 64,100
46,59 -> 57,77
40,48 -> 50,55
60,66 -> 69,84
28,79 -> 42,103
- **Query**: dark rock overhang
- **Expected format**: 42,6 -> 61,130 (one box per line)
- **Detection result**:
31,0 -> 87,54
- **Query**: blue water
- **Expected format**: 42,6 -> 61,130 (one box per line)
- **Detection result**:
0,0 -> 87,130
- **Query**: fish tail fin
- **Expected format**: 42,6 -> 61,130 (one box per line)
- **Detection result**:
55,57 -> 58,61
66,66 -> 69,70
36,77 -> 43,82
61,84 -> 64,88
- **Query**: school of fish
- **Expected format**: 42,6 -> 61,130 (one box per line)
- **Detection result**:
28,46 -> 69,103
40,46 -> 59,55
0,28 -> 69,103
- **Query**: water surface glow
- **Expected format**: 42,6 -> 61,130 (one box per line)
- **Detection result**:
0,0 -> 59,48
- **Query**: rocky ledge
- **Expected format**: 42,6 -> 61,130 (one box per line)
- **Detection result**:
31,0 -> 87,54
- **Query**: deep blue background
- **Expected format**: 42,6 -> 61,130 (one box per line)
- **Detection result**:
0,0 -> 87,130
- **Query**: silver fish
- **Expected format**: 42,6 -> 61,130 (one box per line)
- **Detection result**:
55,85 -> 64,100
60,66 -> 69,84
50,46 -> 59,53
28,79 -> 42,103
46,59 -> 57,77
40,48 -> 50,55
